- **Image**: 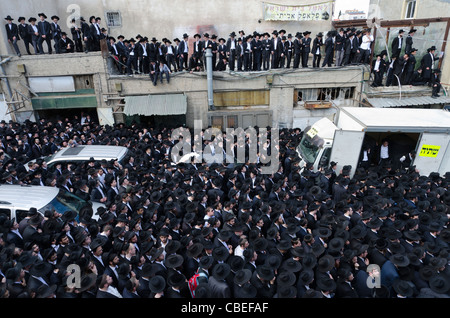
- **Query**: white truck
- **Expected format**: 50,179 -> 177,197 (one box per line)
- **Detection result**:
296,107 -> 450,177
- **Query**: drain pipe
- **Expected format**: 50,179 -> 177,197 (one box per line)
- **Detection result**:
205,48 -> 215,111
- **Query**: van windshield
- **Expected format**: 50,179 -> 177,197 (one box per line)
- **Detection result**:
39,188 -> 88,216
297,134 -> 321,164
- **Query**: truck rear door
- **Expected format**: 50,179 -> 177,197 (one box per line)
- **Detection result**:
329,130 -> 365,178
413,132 -> 450,176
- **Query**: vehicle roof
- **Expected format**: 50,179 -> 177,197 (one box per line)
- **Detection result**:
340,107 -> 450,132
0,185 -> 59,210
309,117 -> 338,140
51,145 -> 128,162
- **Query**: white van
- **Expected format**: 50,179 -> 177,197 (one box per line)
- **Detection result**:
26,145 -> 129,170
0,184 -> 104,223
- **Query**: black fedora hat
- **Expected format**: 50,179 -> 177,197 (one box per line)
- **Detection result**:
429,274 -> 450,294
265,254 -> 282,270
148,275 -> 166,293
36,284 -> 57,298
301,252 -> 317,269
186,242 -> 204,258
212,263 -> 231,280
228,255 -> 245,272
76,273 -> 98,293
164,253 -> 184,268
167,272 -> 186,287
256,265 -> 275,281
280,257 -> 302,273
237,282 -> 257,298
234,269 -> 252,285
38,13 -> 47,19
297,269 -> 314,286
390,254 -> 410,267
212,245 -> 229,262
392,279 -> 413,297
165,240 -> 181,255
277,271 -> 297,288
316,276 -> 336,292
317,254 -> 335,272
5,15 -> 14,20
30,260 -> 53,277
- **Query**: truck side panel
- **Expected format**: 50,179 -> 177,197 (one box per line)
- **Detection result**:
413,133 -> 450,176
329,130 -> 365,177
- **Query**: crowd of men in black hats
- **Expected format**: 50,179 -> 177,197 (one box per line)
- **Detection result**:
370,28 -> 442,98
0,116 -> 449,299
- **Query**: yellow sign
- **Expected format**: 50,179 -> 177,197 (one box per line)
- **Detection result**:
263,1 -> 333,21
306,127 -> 319,139
419,144 -> 440,157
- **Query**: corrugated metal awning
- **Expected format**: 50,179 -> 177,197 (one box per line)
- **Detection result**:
368,96 -> 450,108
123,94 -> 187,116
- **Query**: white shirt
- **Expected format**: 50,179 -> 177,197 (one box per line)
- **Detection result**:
398,36 -> 402,49
31,24 -> 38,33
374,60 -> 380,71
360,35 -> 373,50
184,40 -> 188,53
230,39 -> 235,50
166,45 -> 173,54
141,44 -> 147,56
380,145 -> 389,159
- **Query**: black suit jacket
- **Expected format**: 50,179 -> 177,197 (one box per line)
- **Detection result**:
19,23 -> 31,41
5,22 -> 19,41
391,36 -> 403,58
37,20 -> 51,37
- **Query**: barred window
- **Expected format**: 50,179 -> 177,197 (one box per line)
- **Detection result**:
106,11 -> 121,27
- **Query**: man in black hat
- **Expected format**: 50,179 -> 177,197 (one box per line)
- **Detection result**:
37,13 -> 52,54
18,16 -> 32,55
321,31 -> 335,67
431,68 -> 442,98
301,31 -> 311,67
70,18 -> 83,53
271,30 -> 282,69
50,15 -> 61,54
243,35 -> 253,71
405,28 -> 416,55
79,16 -> 91,53
312,32 -> 323,68
391,29 -> 404,59
227,31 -> 237,71
89,16 -> 101,52
371,53 -> 387,87
343,32 -> 358,65
252,32 -> 262,71
335,28 -> 345,66
421,46 -> 440,85
179,33 -> 189,70
293,32 -> 303,69
5,15 -> 21,56
59,32 -> 75,54
403,48 -> 417,85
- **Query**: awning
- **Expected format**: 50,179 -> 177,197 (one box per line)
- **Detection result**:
367,96 -> 450,108
123,94 -> 187,116
31,95 -> 98,110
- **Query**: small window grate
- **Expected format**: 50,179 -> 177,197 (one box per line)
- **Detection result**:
106,11 -> 121,27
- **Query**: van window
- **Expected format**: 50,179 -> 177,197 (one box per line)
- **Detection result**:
15,209 -> 29,224
318,147 -> 332,169
0,208 -> 11,220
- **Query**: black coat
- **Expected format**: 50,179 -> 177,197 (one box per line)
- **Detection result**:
391,36 -> 403,58
5,22 -> 19,41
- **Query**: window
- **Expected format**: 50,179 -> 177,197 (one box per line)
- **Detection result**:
405,0 -> 416,19
106,11 -> 121,27
213,90 -> 270,107
295,87 -> 355,103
